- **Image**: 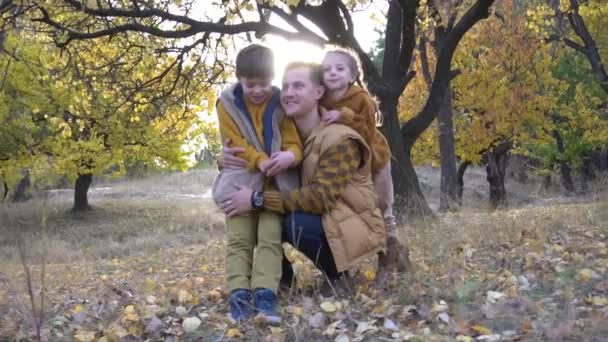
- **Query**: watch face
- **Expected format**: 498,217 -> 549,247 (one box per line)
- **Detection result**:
254,193 -> 263,207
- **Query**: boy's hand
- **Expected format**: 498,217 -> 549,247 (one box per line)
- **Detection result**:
264,151 -> 295,177
258,159 -> 273,173
322,110 -> 341,125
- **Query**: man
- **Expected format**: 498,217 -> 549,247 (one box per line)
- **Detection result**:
221,62 -> 389,286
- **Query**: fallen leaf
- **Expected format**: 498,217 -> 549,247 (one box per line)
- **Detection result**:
576,269 -> 594,282
122,305 -> 139,323
334,334 -> 350,342
308,312 -> 327,329
74,330 -> 96,342
270,327 -> 284,335
145,316 -> 164,335
438,312 -> 450,324
183,317 -> 201,333
383,318 -> 399,331
585,296 -> 608,306
431,300 -> 449,312
226,328 -> 243,338
355,320 -> 376,334
471,324 -> 492,335
175,306 -> 187,316
321,301 -> 337,313
178,289 -> 193,304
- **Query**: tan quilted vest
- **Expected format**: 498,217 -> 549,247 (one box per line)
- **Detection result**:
302,124 -> 386,272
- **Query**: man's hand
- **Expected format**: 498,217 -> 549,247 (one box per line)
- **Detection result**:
264,151 -> 295,177
222,185 -> 253,217
322,109 -> 341,125
221,139 -> 247,170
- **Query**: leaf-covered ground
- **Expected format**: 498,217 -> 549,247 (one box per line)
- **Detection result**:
1,188 -> 607,341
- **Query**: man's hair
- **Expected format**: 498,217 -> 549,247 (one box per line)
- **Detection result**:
284,61 -> 323,86
236,44 -> 274,79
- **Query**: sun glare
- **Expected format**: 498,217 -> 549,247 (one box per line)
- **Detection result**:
263,36 -> 326,85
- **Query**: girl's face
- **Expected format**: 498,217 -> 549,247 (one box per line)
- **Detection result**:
322,52 -> 356,92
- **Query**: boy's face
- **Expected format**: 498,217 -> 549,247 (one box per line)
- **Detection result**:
239,77 -> 273,104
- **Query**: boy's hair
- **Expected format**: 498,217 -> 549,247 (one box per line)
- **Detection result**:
323,47 -> 362,84
284,61 -> 324,86
236,44 -> 274,79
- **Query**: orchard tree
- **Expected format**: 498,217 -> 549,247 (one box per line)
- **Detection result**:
23,0 -> 497,218
1,23 -> 223,210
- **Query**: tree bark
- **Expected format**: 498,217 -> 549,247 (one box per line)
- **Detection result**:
378,95 -> 434,218
11,171 -> 30,203
73,173 -> 92,211
437,86 -> 459,212
553,130 -> 575,194
2,179 -> 8,201
457,160 -> 471,205
485,143 -> 510,210
580,155 -> 595,192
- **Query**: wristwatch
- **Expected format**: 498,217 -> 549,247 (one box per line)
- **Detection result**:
251,191 -> 264,210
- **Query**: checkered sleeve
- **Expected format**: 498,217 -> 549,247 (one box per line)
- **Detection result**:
264,138 -> 361,214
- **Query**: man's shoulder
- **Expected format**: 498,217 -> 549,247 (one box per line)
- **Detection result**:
316,124 -> 365,148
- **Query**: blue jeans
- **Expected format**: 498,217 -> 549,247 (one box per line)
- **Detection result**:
282,212 -> 342,280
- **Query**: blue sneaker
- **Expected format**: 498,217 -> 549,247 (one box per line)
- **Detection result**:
228,289 -> 253,322
253,288 -> 281,324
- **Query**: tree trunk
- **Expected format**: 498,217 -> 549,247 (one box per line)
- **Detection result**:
73,173 -> 92,211
485,144 -> 510,210
11,171 -> 30,203
437,86 -> 459,212
2,179 -> 8,201
457,161 -> 472,205
377,94 -> 434,220
580,155 -> 595,192
553,130 -> 575,194
543,175 -> 552,190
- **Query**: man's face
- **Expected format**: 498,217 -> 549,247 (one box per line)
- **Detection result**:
239,77 -> 273,104
281,67 -> 324,118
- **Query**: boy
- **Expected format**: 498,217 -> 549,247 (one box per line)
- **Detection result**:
212,44 -> 302,324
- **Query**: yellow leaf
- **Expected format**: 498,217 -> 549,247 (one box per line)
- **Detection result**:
72,304 -> 85,314
269,326 -> 283,335
292,306 -> 304,316
177,289 -> 193,304
585,296 -> 608,306
226,328 -> 243,338
74,330 -> 96,342
471,324 -> 492,335
363,268 -> 376,281
320,301 -> 337,313
122,305 -> 140,323
576,269 -> 594,282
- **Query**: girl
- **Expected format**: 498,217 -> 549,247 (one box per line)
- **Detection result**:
320,48 -> 411,272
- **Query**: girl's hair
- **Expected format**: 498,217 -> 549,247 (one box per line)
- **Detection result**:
322,47 -> 384,127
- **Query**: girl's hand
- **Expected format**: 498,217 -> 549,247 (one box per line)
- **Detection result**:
322,110 -> 341,124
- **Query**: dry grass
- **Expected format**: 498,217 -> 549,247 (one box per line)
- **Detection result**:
0,197 -> 223,264
0,169 -> 607,341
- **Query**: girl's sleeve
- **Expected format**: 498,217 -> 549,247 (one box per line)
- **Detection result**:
336,96 -> 377,143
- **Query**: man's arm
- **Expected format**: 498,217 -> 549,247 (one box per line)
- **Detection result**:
263,138 -> 361,214
217,102 -> 269,172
